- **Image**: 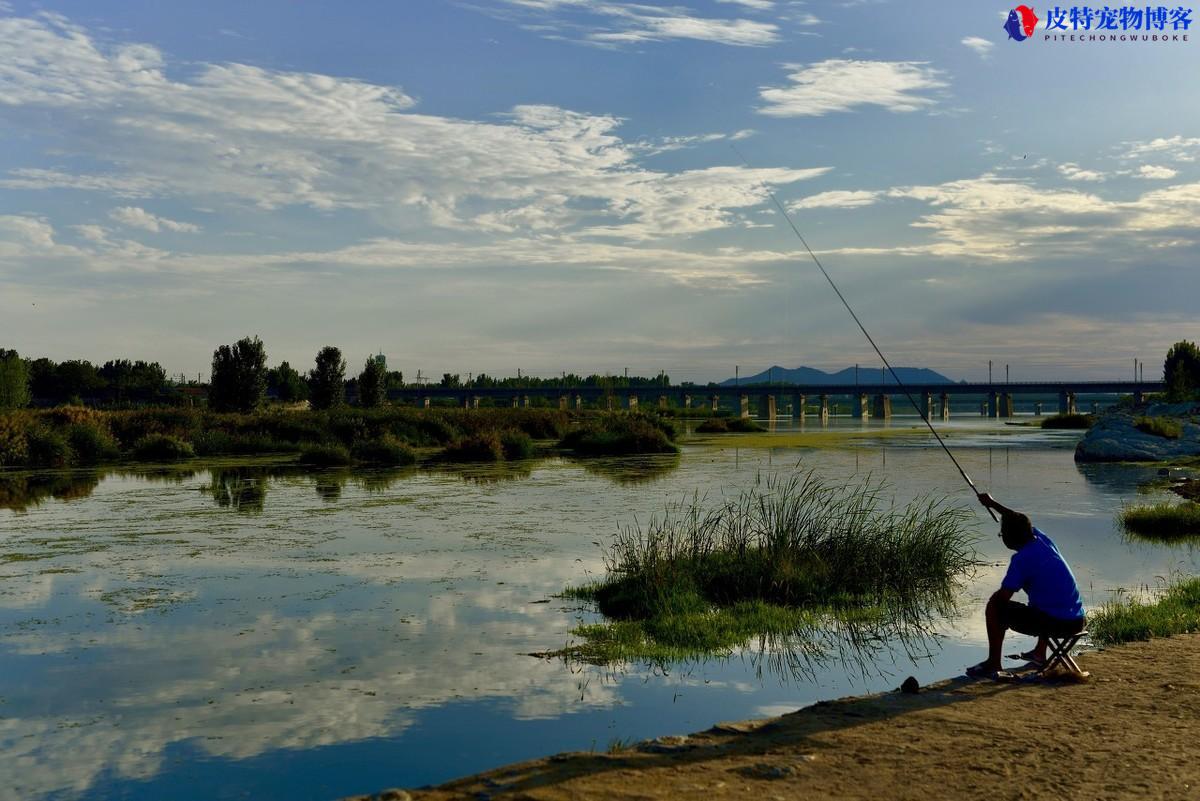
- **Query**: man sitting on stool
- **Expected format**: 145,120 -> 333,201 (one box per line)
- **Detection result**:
967,493 -> 1085,679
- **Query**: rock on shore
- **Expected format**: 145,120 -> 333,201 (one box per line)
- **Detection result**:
1075,401 -> 1200,462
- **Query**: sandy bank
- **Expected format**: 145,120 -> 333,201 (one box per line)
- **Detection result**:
348,635 -> 1200,801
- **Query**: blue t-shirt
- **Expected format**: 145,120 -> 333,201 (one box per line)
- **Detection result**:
1001,527 -> 1085,621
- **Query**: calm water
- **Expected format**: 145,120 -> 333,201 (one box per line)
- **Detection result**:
1,420 -> 1195,801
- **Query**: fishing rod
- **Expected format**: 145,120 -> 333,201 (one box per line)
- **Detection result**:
733,145 -> 998,522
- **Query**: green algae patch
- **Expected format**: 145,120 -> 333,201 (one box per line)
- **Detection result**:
685,425 -> 934,450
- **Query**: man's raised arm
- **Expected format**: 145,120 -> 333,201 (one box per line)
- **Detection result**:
977,492 -> 1018,518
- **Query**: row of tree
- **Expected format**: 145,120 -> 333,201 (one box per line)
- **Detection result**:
0,351 -> 168,407
208,337 -> 402,413
5,340 -> 1197,412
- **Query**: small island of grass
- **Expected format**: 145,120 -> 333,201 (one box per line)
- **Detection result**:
1041,413 -> 1094,430
1119,501 -> 1200,541
694,417 -> 765,434
554,472 -> 977,664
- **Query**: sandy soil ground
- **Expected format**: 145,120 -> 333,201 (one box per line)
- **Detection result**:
345,634 -> 1200,801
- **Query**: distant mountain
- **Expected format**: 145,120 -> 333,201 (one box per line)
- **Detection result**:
718,365 -> 957,386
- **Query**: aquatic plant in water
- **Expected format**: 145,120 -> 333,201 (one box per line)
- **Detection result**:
1119,501 -> 1200,541
556,471 -> 978,666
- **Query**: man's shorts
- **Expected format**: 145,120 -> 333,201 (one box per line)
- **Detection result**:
1000,600 -> 1085,637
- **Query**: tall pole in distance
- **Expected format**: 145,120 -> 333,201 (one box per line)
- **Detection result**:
735,365 -> 739,388
988,360 -> 993,385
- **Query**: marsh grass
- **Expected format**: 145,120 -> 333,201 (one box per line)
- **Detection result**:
1120,501 -> 1200,541
558,413 -> 679,456
695,417 -> 765,433
1041,413 -> 1094,429
559,472 -> 977,663
1134,415 -> 1183,439
1089,577 -> 1200,646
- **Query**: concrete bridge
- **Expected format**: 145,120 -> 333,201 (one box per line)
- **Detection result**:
385,380 -> 1165,420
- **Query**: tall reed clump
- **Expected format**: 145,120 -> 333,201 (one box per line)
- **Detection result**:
564,472 -> 977,662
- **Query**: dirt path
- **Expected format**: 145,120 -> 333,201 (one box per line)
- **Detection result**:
346,635 -> 1200,801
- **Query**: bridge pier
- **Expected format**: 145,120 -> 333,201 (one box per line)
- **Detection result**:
1091,401 -> 1099,415
605,395 -> 615,411
758,394 -> 776,420
1034,402 -> 1043,416
573,393 -> 583,410
794,394 -> 806,420
1134,390 -> 1145,405
940,392 -> 950,421
853,393 -> 870,419
658,395 -> 668,411
710,395 -> 720,413
559,395 -> 568,411
922,391 -> 934,421
471,395 -> 481,409
819,394 -> 829,421
522,395 -> 530,408
683,394 -> 692,410
421,396 -> 431,409
1058,391 -> 1076,415
987,391 -> 999,418
625,394 -> 638,411
739,394 -> 749,419
872,393 -> 891,419
998,393 -> 1013,418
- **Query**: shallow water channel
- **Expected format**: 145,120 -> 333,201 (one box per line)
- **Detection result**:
1,419 -> 1195,800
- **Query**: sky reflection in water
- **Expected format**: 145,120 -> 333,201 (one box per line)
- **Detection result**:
1,420 -> 1196,800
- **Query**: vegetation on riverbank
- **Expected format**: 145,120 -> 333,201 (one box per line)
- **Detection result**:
1089,577 -> 1200,646
1041,413 -> 1094,429
694,417 -> 765,433
558,414 -> 679,456
1134,416 -> 1183,439
556,473 -> 977,663
0,406 -> 571,468
1119,501 -> 1200,541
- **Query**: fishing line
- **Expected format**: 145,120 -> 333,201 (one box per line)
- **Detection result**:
733,145 -> 998,522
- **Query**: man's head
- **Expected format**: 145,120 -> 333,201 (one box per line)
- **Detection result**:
1000,511 -> 1034,551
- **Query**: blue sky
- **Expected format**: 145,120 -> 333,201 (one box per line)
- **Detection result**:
1,0 -> 1197,382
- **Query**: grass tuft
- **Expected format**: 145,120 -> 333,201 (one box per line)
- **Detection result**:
559,413 -> 678,456
1119,501 -> 1200,541
297,443 -> 352,467
695,417 -> 765,434
1134,416 -> 1183,439
559,472 -> 977,663
1089,577 -> 1200,646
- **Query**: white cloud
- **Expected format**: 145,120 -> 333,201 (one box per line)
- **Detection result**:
717,0 -> 774,9
961,36 -> 994,58
757,60 -> 947,117
789,190 -> 882,210
1125,135 -> 1200,162
0,215 -> 56,249
1136,164 -> 1178,180
109,206 -> 200,233
495,0 -> 780,46
0,13 -> 826,272
1057,162 -> 1106,182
